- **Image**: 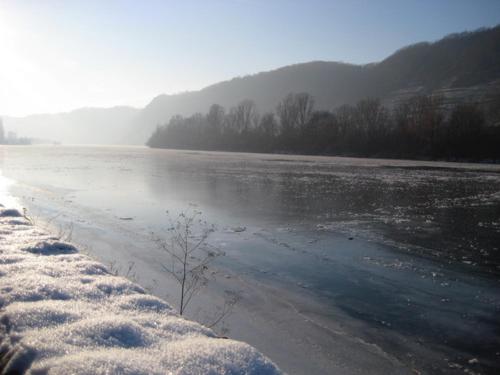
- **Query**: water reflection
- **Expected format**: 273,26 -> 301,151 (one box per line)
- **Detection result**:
140,149 -> 500,273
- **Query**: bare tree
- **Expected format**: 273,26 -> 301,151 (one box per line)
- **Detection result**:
276,93 -> 299,134
276,92 -> 314,133
207,104 -> 225,132
335,104 -> 356,137
354,98 -> 390,138
156,208 -> 219,315
258,112 -> 278,137
295,92 -> 315,128
233,99 -> 258,133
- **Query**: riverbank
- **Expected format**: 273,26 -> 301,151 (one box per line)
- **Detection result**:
0,206 -> 280,374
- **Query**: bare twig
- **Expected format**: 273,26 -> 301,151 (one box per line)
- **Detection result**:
155,207 -> 219,316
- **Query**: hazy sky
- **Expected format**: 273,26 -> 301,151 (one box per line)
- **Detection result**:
1,0 -> 499,117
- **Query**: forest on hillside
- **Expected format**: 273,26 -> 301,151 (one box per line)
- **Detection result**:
147,93 -> 500,161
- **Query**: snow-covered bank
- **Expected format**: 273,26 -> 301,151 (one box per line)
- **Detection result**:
0,206 -> 281,374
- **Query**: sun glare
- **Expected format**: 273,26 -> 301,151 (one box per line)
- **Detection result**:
0,5 -> 65,116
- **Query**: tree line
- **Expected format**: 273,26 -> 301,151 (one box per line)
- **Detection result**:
146,93 -> 500,161
0,119 -> 31,145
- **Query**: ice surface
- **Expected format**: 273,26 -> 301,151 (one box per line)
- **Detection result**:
0,207 -> 281,374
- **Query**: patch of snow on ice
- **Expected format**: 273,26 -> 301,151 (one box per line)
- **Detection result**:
23,240 -> 78,255
0,209 -> 281,374
0,209 -> 22,217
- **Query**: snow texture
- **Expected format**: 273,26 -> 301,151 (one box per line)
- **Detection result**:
0,207 -> 281,375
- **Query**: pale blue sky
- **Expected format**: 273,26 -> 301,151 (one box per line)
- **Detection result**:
1,0 -> 499,116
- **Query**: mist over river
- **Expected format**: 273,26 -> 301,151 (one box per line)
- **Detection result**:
1,145 -> 499,375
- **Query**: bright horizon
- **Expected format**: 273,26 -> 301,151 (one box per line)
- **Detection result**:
1,0 -> 499,117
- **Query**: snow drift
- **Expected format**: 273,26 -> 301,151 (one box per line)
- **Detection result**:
0,207 -> 281,374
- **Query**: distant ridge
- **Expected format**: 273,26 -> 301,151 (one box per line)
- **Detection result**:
3,106 -> 139,145
4,25 -> 500,145
132,25 -> 500,143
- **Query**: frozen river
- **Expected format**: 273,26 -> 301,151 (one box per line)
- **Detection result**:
1,145 -> 499,374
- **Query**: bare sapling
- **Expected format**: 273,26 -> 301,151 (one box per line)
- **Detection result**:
156,207 -> 220,316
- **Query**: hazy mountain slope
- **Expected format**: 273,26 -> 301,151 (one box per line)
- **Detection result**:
371,26 -> 500,106
3,106 -> 139,145
3,26 -> 499,145
132,62 -> 368,142
376,27 -> 500,90
134,26 -> 500,144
